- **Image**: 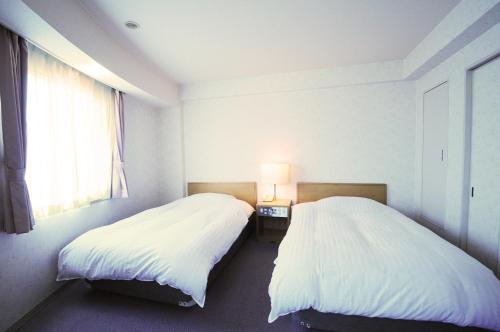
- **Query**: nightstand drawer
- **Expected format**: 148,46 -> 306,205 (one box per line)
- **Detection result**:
256,199 -> 292,243
257,206 -> 289,217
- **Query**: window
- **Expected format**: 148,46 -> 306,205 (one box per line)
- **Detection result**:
25,44 -> 116,219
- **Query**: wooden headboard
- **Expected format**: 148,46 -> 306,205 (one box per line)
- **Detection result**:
187,182 -> 257,207
297,183 -> 387,205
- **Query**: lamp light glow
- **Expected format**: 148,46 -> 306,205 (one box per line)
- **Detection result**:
260,163 -> 290,201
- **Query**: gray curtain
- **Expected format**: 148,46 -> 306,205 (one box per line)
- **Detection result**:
111,90 -> 128,198
0,25 -> 35,234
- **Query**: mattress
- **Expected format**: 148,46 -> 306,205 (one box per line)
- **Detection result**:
268,196 -> 500,331
87,214 -> 254,306
293,309 -> 487,332
57,193 -> 254,307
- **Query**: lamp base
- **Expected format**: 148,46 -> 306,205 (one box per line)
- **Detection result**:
262,184 -> 277,202
262,194 -> 274,202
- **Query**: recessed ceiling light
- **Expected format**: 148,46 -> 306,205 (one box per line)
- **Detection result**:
125,21 -> 140,29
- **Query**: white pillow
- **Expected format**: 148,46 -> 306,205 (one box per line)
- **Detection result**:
236,199 -> 255,218
188,192 -> 236,201
188,193 -> 254,218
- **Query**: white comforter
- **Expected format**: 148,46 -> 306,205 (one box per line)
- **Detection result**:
57,193 -> 253,307
268,197 -> 500,330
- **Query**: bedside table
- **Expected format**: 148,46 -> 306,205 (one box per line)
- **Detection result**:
256,199 -> 292,243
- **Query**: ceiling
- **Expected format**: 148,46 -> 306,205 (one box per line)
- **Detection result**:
79,0 -> 459,84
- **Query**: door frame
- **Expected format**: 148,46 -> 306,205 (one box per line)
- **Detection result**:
419,81 -> 449,230
462,53 -> 500,251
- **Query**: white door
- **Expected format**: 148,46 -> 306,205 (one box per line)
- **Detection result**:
468,56 -> 500,276
421,82 -> 449,228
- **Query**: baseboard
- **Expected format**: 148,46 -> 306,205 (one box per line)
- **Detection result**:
5,280 -> 75,332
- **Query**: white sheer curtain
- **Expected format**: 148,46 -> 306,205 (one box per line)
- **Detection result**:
25,44 -> 116,219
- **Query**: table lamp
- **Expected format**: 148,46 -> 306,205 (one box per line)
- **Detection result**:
260,163 -> 289,202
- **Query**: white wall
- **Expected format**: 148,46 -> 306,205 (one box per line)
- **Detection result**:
183,80 -> 416,216
0,95 -> 166,331
158,106 -> 185,203
414,22 -> 500,246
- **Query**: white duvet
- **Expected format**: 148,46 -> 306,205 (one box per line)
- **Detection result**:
268,197 -> 500,330
57,193 -> 253,307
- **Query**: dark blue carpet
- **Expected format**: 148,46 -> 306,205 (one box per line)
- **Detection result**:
17,239 -> 304,332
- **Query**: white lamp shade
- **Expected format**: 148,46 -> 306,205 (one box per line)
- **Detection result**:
261,163 -> 290,185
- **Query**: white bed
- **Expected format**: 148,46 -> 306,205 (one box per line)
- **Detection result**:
268,196 -> 500,331
58,192 -> 254,307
